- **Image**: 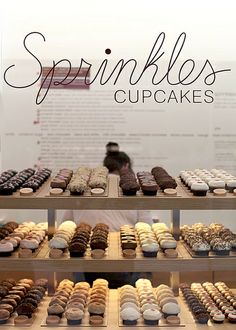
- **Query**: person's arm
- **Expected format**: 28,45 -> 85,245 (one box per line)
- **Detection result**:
137,210 -> 153,225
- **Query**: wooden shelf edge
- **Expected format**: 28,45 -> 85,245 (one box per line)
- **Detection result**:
1,257 -> 236,272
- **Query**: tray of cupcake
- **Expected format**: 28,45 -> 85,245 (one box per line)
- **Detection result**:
180,282 -> 236,325
46,167 -> 109,198
0,278 -> 48,326
0,221 -> 48,259
181,223 -> 236,258
118,279 -> 184,327
0,168 -> 52,198
179,168 -> 236,197
118,167 -> 182,198
119,223 -> 182,260
47,222 -> 110,260
41,279 -> 109,327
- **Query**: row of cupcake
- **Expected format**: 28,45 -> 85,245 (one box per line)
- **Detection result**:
135,222 -> 159,257
50,169 -> 73,191
215,282 -> 236,309
0,221 -> 47,257
65,281 -> 90,325
48,220 -> 76,256
137,171 -> 158,196
87,279 -> 108,325
155,284 -> 180,322
152,223 -> 177,257
120,225 -> 137,258
0,170 -> 17,185
136,279 -> 162,324
151,167 -> 177,191
47,279 -> 74,323
0,278 -> 47,324
69,223 -> 92,257
180,283 -> 209,324
119,284 -> 141,324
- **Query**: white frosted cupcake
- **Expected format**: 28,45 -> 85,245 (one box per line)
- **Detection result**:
120,307 -> 140,325
191,182 -> 209,196
143,308 -> 162,325
162,302 -> 180,318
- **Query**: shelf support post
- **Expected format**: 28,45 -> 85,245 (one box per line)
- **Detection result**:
48,209 -> 56,240
47,272 -> 57,296
170,271 -> 180,296
47,209 -> 57,294
171,209 -> 180,240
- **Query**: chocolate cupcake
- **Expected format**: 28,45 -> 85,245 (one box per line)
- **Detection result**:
69,242 -> 87,257
151,166 -> 177,190
16,303 -> 35,318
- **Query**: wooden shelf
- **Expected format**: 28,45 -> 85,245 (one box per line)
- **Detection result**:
0,290 -> 235,330
1,234 -> 236,272
0,176 -> 236,210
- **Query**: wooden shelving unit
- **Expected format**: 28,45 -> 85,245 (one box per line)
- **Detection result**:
0,175 -> 236,328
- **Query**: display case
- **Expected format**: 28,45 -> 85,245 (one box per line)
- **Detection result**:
0,175 -> 235,329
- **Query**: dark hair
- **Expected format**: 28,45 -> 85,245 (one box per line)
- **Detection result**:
103,142 -> 131,173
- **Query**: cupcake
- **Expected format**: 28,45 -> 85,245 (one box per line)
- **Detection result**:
120,307 -> 140,325
0,309 -> 10,324
88,302 -> 105,317
47,304 -> 64,318
211,240 -> 231,255
191,182 -> 209,196
212,311 -> 225,323
196,313 -> 209,324
0,242 -> 14,256
65,307 -> 84,325
141,243 -> 159,257
191,241 -> 210,256
228,311 -> 236,323
162,302 -> 180,318
143,308 -> 162,325
226,179 -> 236,193
16,303 -> 35,318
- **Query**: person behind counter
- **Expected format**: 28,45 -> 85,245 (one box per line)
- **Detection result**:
62,142 -> 153,287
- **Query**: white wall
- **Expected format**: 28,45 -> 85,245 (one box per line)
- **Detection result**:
1,0 -> 236,229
